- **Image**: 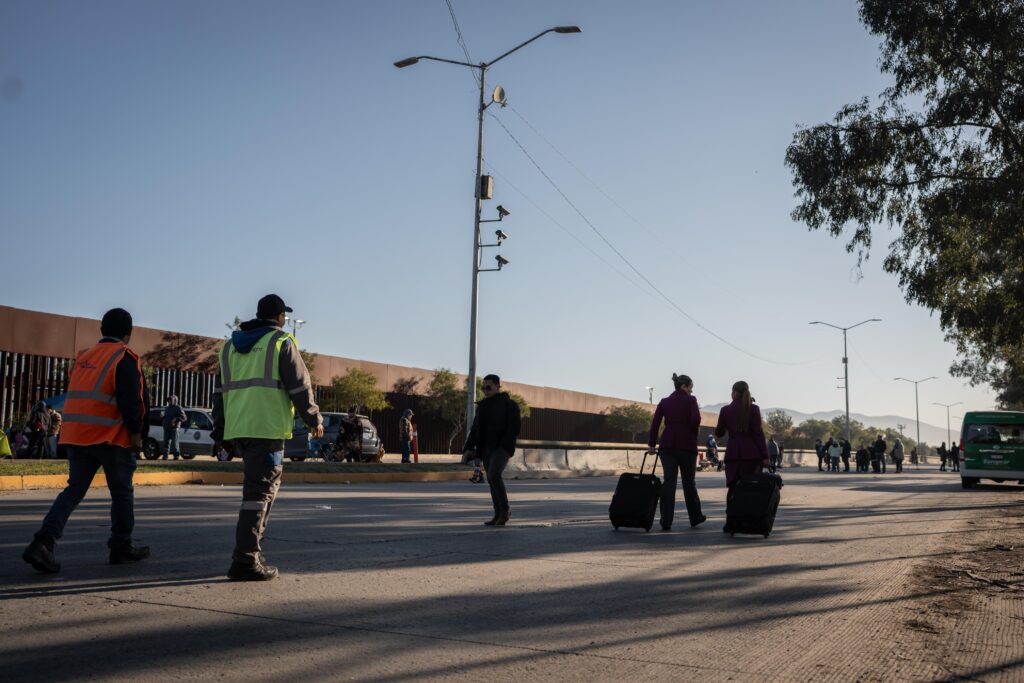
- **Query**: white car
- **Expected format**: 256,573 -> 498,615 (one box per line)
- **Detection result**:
144,407 -> 218,460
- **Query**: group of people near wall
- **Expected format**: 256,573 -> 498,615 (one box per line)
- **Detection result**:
815,436 -> 908,473
3,401 -> 63,459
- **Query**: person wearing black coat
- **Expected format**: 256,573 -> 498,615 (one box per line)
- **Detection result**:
463,374 -> 521,526
840,439 -> 852,472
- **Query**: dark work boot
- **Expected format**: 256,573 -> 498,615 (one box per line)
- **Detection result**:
23,536 -> 60,573
227,559 -> 279,582
109,542 -> 151,565
485,510 -> 510,527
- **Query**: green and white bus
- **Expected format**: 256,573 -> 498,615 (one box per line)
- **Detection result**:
959,411 -> 1024,489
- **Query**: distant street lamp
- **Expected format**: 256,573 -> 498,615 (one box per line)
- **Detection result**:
287,318 -> 306,336
809,318 -> 882,442
645,386 -> 654,404
395,26 -> 581,430
894,376 -> 936,463
933,401 -> 964,445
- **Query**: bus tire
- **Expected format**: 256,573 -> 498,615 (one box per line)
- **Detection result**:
961,477 -> 979,489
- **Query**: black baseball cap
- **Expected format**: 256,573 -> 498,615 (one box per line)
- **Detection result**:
256,294 -> 293,319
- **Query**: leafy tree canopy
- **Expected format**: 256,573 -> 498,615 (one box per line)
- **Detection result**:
324,368 -> 389,413
765,410 -> 794,438
785,0 -> 1024,407
606,403 -> 652,443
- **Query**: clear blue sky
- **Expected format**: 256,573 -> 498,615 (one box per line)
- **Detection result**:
0,0 -> 996,430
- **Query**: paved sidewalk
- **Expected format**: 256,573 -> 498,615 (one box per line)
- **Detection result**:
1,470 -> 1022,681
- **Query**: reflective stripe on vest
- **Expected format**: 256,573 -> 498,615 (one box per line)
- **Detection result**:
60,342 -> 141,448
220,330 -> 296,440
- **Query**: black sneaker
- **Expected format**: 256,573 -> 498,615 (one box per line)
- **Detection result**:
484,510 -> 510,527
23,537 -> 60,573
691,514 -> 708,528
109,542 -> 150,565
227,560 -> 279,581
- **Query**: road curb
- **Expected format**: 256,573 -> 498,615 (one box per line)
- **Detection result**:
0,470 -> 482,490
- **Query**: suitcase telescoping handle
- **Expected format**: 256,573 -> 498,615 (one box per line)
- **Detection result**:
640,449 -> 660,475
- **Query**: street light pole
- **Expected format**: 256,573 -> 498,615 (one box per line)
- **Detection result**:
645,386 -> 654,404
810,318 -> 881,443
395,26 -> 581,431
894,376 -> 936,460
933,401 -> 964,445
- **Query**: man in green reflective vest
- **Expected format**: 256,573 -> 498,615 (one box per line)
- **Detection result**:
212,294 -> 322,581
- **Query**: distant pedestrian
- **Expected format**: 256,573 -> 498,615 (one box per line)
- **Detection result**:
340,408 -> 362,462
776,441 -> 785,469
910,446 -> 919,466
714,380 -> 769,488
767,436 -> 780,473
705,433 -> 722,471
161,395 -> 187,460
815,438 -> 825,472
21,308 -> 150,574
463,373 -> 521,526
25,401 -> 50,459
856,443 -> 871,472
938,442 -> 948,471
892,438 -> 905,473
827,439 -> 842,472
45,405 -> 62,458
647,373 -> 706,531
840,438 -> 852,472
212,294 -> 323,581
399,409 -> 414,464
950,441 -> 960,472
873,435 -> 888,473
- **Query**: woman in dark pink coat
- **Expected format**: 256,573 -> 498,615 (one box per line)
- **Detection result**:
714,381 -> 769,486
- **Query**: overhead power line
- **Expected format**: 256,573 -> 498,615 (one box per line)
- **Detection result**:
488,111 -> 811,367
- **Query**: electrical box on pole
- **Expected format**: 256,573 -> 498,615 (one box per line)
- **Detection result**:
477,175 -> 494,200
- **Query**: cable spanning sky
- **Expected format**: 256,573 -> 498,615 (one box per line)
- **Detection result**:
0,0 -> 997,427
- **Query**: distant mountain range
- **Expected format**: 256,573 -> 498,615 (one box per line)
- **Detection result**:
703,404 -> 952,445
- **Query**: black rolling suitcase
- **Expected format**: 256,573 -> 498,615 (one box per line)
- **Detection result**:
609,452 -> 661,532
725,470 -> 782,538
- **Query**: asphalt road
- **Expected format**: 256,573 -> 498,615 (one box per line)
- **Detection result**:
1,469 -> 1022,681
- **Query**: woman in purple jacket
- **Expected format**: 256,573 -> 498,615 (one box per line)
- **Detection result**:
714,380 -> 769,487
647,373 -> 706,530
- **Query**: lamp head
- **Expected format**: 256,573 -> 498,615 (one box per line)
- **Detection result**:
495,229 -> 508,241
496,204 -> 510,218
495,255 -> 509,267
554,26 -> 582,33
394,57 -> 420,68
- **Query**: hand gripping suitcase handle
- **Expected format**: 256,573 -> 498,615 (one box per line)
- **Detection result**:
640,450 -> 660,475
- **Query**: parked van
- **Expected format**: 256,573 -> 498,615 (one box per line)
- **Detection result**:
959,410 -> 1024,488
144,407 -> 218,460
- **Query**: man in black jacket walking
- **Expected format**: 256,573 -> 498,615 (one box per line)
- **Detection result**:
463,374 -> 521,526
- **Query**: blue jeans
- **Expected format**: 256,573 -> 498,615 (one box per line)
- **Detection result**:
401,439 -> 412,463
36,444 -> 137,547
164,428 -> 180,458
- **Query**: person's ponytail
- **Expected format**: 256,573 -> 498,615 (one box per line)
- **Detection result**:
733,380 -> 753,433
672,373 -> 692,391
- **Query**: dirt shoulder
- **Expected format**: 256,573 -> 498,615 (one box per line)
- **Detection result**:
889,492 -> 1024,681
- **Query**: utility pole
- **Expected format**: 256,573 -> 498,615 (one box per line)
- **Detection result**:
810,319 -> 881,443
395,26 -> 581,431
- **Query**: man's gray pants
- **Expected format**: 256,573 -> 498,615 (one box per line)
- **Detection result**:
483,448 -> 511,514
232,438 -> 284,565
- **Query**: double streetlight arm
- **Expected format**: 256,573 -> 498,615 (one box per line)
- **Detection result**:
394,27 -> 580,71
895,376 -> 937,462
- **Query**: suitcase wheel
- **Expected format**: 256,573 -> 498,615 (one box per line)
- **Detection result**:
763,533 -> 770,538
645,526 -> 652,532
613,526 -> 619,531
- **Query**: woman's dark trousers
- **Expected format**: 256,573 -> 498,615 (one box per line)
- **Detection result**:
659,449 -> 703,529
484,448 -> 511,514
